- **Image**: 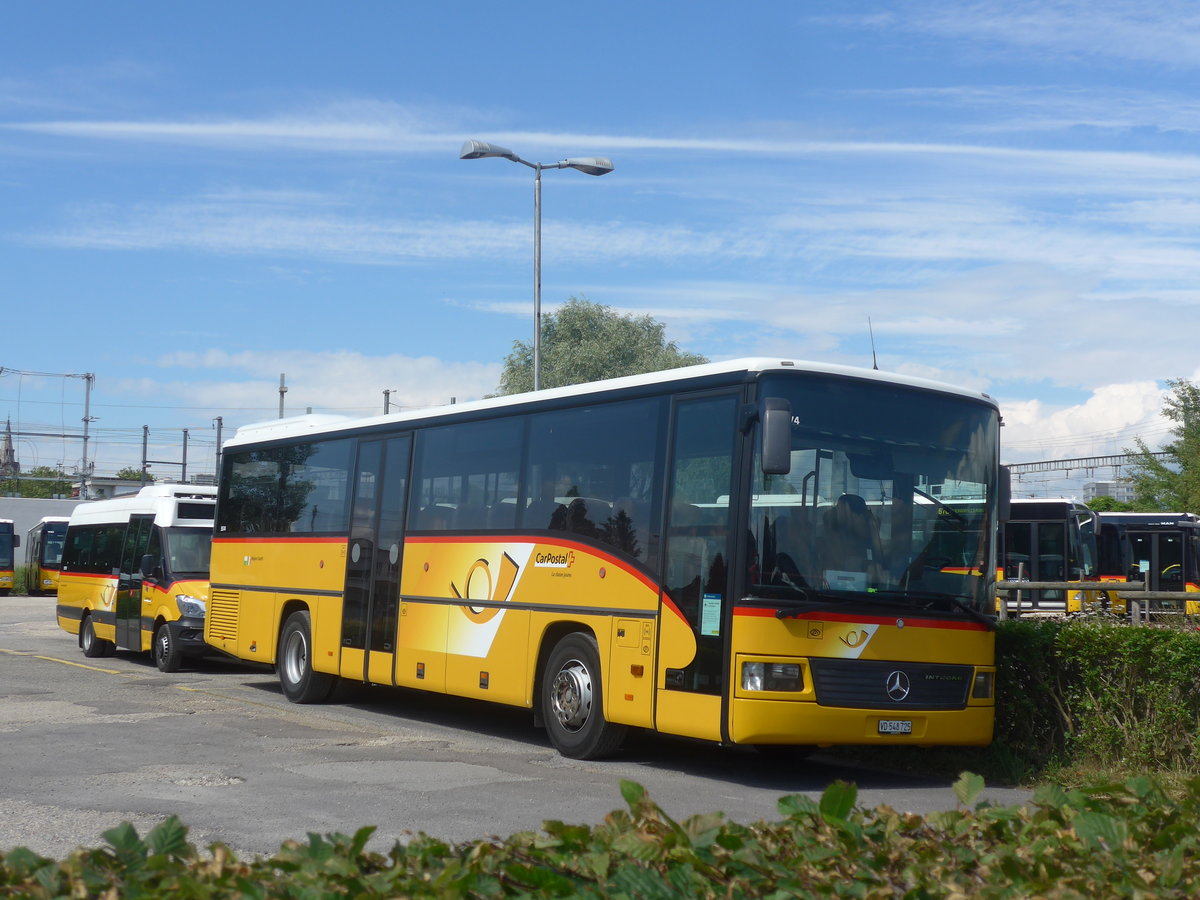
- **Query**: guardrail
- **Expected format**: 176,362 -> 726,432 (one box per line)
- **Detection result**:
994,580 -> 1195,623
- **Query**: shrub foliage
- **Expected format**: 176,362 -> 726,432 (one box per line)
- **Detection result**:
5,775 -> 1200,898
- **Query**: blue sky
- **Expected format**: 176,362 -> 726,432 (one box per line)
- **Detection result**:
1,0 -> 1196,495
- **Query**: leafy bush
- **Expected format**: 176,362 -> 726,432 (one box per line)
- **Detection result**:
5,776 -> 1200,898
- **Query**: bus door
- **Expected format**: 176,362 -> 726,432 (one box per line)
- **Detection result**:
1003,520 -> 1067,609
655,393 -> 740,742
341,435 -> 411,686
116,515 -> 155,650
1128,529 -> 1184,593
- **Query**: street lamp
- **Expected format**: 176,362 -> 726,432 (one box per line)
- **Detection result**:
460,139 -> 614,391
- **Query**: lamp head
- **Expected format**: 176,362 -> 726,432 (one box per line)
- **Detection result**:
561,157 -> 614,176
460,139 -> 517,161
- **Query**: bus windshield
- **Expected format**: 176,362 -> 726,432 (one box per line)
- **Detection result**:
0,533 -> 13,569
164,527 -> 212,577
750,375 -> 998,614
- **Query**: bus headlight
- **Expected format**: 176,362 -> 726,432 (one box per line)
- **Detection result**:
741,661 -> 804,692
175,594 -> 207,619
972,671 -> 994,699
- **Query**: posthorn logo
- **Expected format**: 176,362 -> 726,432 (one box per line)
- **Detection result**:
885,670 -> 911,702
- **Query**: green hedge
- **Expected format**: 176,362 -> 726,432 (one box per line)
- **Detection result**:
4,776 -> 1200,898
994,617 -> 1200,779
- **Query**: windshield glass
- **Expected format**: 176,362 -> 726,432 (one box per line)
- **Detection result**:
164,527 -> 212,577
750,374 -> 999,613
44,523 -> 68,566
0,533 -> 12,569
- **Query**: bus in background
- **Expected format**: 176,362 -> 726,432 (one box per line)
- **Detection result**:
1001,498 -> 1100,613
57,484 -> 215,671
24,516 -> 70,596
1097,512 -> 1200,615
207,358 -> 1004,760
0,519 -> 17,596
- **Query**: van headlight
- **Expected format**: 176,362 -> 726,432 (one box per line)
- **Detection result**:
741,661 -> 804,692
175,594 -> 206,618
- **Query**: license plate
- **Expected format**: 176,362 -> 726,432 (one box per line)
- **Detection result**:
878,719 -> 912,735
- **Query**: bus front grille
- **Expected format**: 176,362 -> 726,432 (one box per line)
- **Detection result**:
809,658 -> 972,710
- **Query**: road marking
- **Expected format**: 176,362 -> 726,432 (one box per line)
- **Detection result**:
0,647 -> 133,676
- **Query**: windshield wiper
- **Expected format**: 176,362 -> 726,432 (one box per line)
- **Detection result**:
868,589 -> 996,630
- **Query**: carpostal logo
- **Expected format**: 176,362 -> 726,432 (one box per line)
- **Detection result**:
534,549 -> 575,569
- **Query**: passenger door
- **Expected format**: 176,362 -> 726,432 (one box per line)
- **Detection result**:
115,515 -> 155,650
654,392 -> 740,741
340,436 -> 411,685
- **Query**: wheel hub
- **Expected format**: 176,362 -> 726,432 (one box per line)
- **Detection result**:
550,660 -> 592,733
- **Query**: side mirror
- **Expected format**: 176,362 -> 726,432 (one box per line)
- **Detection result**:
998,466 -> 1011,523
762,397 -> 792,475
139,554 -> 157,579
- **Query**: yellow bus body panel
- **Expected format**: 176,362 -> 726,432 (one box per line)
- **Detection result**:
57,571 -> 117,641
727,606 -> 995,746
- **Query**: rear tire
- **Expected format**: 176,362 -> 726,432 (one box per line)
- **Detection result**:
80,616 -> 115,658
278,610 -> 335,703
153,622 -> 183,673
541,632 -> 627,759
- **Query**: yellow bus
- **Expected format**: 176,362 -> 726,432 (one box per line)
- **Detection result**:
57,484 -> 215,671
1097,512 -> 1200,616
0,519 -> 17,596
24,516 -> 69,596
206,358 -> 1004,759
1001,498 -> 1101,613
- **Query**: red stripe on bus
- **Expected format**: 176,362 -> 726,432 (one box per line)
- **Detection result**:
214,536 -> 346,545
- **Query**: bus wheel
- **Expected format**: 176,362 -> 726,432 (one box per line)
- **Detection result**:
80,616 -> 114,659
154,623 -> 182,673
541,633 -> 627,760
279,610 -> 335,703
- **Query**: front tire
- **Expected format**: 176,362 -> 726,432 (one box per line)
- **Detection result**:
153,622 -> 182,672
541,632 -> 627,760
80,616 -> 115,658
278,610 -> 335,703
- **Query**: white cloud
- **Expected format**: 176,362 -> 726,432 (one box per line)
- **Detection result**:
153,349 -> 503,423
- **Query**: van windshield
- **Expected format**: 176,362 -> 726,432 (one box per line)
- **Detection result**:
164,528 -> 212,577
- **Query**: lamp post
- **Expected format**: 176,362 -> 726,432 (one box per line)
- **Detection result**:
459,140 -> 613,391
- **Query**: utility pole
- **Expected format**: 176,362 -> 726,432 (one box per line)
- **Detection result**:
213,416 -> 223,477
80,373 -> 95,500
278,374 -> 287,418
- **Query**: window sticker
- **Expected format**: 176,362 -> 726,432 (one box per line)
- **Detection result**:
701,593 -> 722,636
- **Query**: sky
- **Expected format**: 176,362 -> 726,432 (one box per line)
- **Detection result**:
2,0 -> 1197,497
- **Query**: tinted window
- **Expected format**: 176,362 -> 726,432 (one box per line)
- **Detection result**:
522,397 -> 664,561
218,439 -> 354,535
409,418 -> 523,531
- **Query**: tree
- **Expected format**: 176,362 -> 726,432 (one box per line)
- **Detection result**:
114,466 -> 152,483
496,297 -> 708,395
0,466 -> 72,499
1086,495 -> 1135,512
1124,378 -> 1200,512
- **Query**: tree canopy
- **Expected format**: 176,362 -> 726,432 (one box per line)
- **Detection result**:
0,466 -> 72,499
1123,378 -> 1200,512
496,298 -> 708,395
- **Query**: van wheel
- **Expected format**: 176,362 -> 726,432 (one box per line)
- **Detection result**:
279,610 -> 335,703
81,616 -> 114,658
154,622 -> 182,672
541,633 -> 627,759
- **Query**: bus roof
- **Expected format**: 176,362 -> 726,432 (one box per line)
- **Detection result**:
67,483 -> 217,528
225,357 -> 1000,450
1100,511 -> 1200,526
